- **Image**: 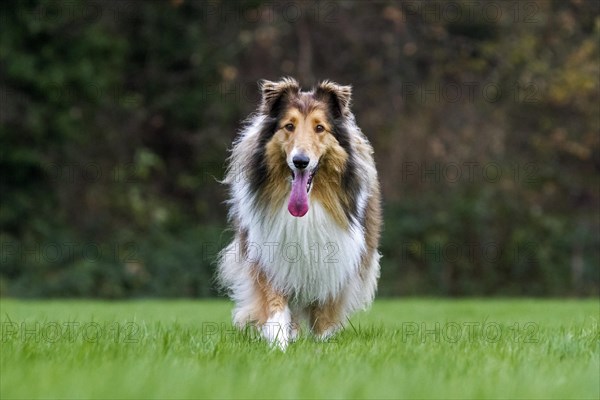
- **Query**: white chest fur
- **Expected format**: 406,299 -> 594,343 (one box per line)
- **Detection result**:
241,199 -> 366,304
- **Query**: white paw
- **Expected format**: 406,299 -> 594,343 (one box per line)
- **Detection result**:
261,308 -> 291,350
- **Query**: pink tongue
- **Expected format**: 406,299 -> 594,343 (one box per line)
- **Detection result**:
288,171 -> 310,217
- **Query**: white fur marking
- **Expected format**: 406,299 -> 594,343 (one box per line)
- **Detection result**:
262,308 -> 291,350
242,200 -> 366,303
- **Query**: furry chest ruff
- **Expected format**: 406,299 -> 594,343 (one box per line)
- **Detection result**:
237,199 -> 366,303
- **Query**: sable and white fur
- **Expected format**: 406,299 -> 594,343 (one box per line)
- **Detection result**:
218,77 -> 382,349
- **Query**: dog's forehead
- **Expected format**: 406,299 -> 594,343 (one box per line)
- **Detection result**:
283,107 -> 328,124
288,91 -> 327,116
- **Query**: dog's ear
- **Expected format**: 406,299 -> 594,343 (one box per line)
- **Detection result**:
315,80 -> 352,118
259,77 -> 300,116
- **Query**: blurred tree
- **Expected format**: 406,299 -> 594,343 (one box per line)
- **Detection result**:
0,0 -> 598,297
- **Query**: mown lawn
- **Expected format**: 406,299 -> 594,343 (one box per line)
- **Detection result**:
1,299 -> 598,399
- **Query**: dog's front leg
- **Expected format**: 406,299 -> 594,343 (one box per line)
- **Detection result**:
256,272 -> 291,350
310,298 -> 344,341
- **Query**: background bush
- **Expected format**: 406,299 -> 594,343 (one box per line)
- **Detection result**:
0,0 -> 598,297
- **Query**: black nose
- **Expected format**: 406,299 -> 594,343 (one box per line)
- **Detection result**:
293,154 -> 310,170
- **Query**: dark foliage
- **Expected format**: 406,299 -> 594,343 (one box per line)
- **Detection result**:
1,0 -> 598,297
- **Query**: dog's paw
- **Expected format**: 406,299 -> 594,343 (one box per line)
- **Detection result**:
289,321 -> 301,343
261,309 -> 291,351
314,324 -> 342,342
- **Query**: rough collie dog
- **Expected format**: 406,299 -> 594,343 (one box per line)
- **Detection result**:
218,77 -> 381,349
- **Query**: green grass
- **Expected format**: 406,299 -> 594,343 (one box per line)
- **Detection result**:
1,299 -> 598,399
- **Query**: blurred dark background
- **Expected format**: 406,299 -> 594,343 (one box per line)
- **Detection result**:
1,0 -> 598,298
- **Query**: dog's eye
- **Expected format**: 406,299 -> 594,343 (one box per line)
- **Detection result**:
315,124 -> 325,133
284,123 -> 295,132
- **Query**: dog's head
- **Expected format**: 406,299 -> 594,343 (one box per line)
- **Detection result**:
259,77 -> 354,217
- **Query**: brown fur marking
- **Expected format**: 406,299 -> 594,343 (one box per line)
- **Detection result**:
310,297 -> 344,336
263,100 -> 351,228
